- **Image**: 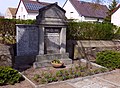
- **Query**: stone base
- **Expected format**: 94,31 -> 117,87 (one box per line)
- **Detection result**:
33,53 -> 72,68
14,55 -> 36,71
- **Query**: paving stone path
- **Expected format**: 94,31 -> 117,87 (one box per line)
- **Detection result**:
39,69 -> 120,88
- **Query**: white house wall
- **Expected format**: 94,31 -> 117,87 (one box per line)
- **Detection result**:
63,0 -> 83,21
63,0 -> 104,22
16,1 -> 28,20
27,13 -> 38,19
111,8 -> 120,27
84,17 -> 103,22
16,1 -> 38,20
5,9 -> 12,19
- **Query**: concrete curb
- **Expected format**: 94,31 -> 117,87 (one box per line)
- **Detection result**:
80,59 -> 107,68
19,72 -> 37,88
66,69 -> 118,83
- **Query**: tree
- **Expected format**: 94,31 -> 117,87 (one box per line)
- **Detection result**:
104,0 -> 118,22
109,0 -> 118,12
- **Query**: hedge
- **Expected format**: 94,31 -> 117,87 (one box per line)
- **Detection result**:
0,18 -> 35,44
67,21 -> 117,40
96,50 -> 120,69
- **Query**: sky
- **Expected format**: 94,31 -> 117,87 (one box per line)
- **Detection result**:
0,0 -> 113,16
0,0 -> 92,16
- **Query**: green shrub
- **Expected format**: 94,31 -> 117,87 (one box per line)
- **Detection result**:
96,50 -> 120,69
0,66 -> 24,85
67,21 -> 116,40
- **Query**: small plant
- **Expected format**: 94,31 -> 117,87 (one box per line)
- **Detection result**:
80,72 -> 87,77
75,66 -> 80,71
93,69 -> 100,74
33,74 -> 40,82
0,66 -> 24,85
75,71 -> 81,78
64,70 -> 69,75
40,78 -> 46,84
87,70 -> 95,75
51,59 -> 61,64
43,72 -> 57,83
56,70 -> 62,77
80,66 -> 87,72
69,67 -> 73,75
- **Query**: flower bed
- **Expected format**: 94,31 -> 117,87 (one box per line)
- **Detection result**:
22,60 -> 108,85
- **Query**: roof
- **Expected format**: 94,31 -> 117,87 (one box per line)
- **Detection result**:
69,0 -> 108,18
17,0 -> 51,13
39,3 -> 66,13
8,8 -> 17,16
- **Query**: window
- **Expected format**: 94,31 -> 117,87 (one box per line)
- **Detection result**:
21,7 -> 23,12
19,16 -> 20,19
70,12 -> 74,19
23,15 -> 25,19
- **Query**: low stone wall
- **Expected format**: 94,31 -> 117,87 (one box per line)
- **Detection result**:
67,40 -> 120,60
0,44 -> 14,67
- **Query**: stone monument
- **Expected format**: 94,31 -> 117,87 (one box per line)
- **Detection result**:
16,3 -> 72,68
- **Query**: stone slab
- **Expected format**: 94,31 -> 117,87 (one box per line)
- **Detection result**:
36,53 -> 69,61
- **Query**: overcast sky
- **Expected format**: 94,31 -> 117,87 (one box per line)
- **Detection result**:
0,0 -> 114,16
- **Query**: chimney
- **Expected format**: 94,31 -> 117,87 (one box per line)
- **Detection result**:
55,2 -> 58,4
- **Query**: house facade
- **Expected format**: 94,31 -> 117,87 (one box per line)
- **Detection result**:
63,0 -> 108,22
16,0 -> 50,20
5,8 -> 17,19
111,5 -> 120,27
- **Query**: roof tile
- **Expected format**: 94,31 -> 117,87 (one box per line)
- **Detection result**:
22,0 -> 50,13
70,0 -> 108,18
8,8 -> 17,16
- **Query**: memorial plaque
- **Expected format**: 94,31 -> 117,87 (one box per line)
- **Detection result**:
44,27 -> 61,54
17,25 -> 39,56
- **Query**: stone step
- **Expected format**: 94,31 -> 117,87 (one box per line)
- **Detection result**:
33,59 -> 72,68
36,53 -> 69,62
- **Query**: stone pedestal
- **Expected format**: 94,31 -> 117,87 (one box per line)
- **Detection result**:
33,53 -> 72,68
33,3 -> 72,68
